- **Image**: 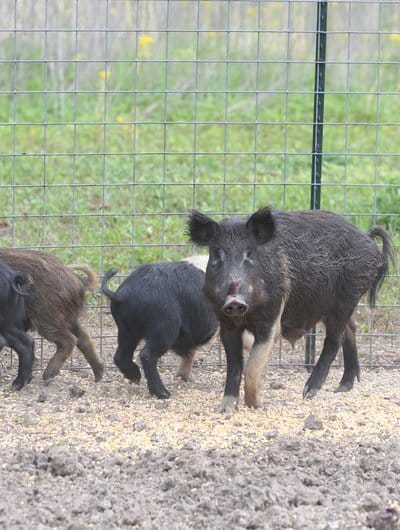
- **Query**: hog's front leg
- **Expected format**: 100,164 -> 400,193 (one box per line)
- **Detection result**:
244,315 -> 282,408
218,324 -> 243,415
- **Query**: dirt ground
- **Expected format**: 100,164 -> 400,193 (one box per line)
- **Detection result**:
0,330 -> 399,530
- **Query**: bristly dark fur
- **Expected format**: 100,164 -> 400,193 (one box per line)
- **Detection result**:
187,207 -> 393,413
102,261 -> 218,399
367,227 -> 395,307
0,249 -> 104,382
0,259 -> 35,390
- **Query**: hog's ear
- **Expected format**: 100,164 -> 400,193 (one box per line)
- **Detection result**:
246,207 -> 275,244
187,210 -> 219,246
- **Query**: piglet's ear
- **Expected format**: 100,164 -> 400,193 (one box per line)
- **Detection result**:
187,210 -> 219,246
246,207 -> 275,244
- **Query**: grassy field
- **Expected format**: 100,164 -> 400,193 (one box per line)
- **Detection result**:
0,3 -> 398,318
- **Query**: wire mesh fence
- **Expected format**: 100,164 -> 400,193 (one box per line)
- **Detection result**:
0,0 -> 398,372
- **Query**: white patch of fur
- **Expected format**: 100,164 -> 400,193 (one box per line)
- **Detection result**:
175,349 -> 196,382
181,254 -> 208,272
242,330 -> 254,353
243,302 -> 285,408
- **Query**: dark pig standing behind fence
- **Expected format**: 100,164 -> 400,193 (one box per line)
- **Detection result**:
102,261 -> 218,399
0,249 -> 104,383
0,260 -> 35,389
188,207 -> 393,415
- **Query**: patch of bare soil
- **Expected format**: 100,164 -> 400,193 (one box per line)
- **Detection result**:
0,329 -> 399,530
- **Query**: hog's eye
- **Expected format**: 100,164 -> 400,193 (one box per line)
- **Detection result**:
243,249 -> 255,265
210,247 -> 224,266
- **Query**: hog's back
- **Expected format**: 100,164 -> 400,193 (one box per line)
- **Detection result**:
113,262 -> 217,345
271,211 -> 382,333
0,249 -> 87,329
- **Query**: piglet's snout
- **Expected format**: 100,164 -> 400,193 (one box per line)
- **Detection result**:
222,295 -> 248,317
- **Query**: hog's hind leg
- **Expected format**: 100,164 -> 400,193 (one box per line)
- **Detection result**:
43,329 -> 77,381
335,319 -> 360,393
303,312 -> 353,399
70,321 -> 104,382
174,347 -> 196,382
114,329 -> 141,384
140,323 -> 180,399
5,328 -> 34,390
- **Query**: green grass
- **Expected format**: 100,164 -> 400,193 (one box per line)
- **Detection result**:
0,39 -> 398,312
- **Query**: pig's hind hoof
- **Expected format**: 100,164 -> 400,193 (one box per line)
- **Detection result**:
334,381 -> 354,393
12,374 -> 32,391
150,387 -> 171,399
175,371 -> 193,383
302,384 -> 319,399
124,365 -> 141,384
93,364 -> 105,383
43,367 -> 60,382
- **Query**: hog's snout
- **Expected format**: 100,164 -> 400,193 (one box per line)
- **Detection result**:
222,295 -> 249,317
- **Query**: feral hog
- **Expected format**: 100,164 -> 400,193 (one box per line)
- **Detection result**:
188,207 -> 393,414
0,249 -> 104,382
102,261 -> 218,398
0,260 -> 35,389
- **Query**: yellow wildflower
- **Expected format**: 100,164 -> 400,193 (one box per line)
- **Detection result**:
116,116 -> 125,123
99,69 -> 110,80
390,34 -> 400,42
246,7 -> 257,16
139,34 -> 155,48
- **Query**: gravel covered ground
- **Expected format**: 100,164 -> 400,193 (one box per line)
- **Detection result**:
0,331 -> 399,529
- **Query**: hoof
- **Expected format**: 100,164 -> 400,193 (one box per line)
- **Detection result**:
175,371 -> 193,383
43,366 -> 60,381
12,374 -> 32,391
217,395 -> 239,416
334,382 -> 354,393
302,384 -> 319,399
123,364 -> 141,384
11,382 -> 24,391
303,370 -> 326,399
150,387 -> 171,399
244,392 -> 260,409
93,364 -> 105,382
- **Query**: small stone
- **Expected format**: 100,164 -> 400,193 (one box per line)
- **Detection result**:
133,421 -> 147,431
181,442 -> 195,451
362,494 -> 382,512
366,508 -> 399,530
270,380 -> 286,390
264,429 -> 279,440
161,478 -> 175,491
303,414 -> 324,431
154,401 -> 169,410
324,522 -> 340,530
37,392 -> 47,403
69,385 -> 86,398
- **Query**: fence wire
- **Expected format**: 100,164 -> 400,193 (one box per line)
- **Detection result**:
0,0 -> 398,372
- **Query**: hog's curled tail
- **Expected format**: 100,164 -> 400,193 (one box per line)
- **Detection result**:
101,268 -> 122,302
367,226 -> 395,308
69,264 -> 98,292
